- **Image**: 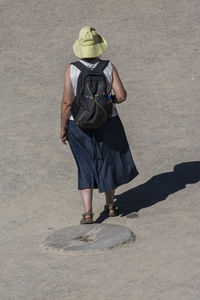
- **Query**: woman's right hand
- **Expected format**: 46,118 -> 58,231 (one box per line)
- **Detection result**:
60,128 -> 68,144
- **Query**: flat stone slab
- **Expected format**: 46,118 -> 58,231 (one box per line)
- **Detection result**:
42,224 -> 135,252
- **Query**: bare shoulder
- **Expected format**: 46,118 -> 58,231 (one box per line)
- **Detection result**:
111,63 -> 121,78
111,63 -> 117,72
63,64 -> 73,100
64,65 -> 71,78
111,63 -> 127,102
64,65 -> 73,88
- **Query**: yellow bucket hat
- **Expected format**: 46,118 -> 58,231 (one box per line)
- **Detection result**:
73,26 -> 107,58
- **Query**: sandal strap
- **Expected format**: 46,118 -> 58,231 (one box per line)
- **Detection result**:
105,204 -> 116,209
81,211 -> 94,217
108,203 -> 115,209
104,204 -> 118,212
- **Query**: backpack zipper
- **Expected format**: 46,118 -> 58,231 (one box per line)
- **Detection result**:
86,82 -> 107,121
75,110 -> 87,124
75,101 -> 95,124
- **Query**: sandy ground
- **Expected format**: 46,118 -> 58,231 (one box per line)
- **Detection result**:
1,0 -> 200,299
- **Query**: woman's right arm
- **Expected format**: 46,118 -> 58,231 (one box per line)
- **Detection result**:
111,64 -> 127,103
60,65 -> 74,144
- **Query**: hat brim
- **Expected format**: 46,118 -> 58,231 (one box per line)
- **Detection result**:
73,35 -> 107,58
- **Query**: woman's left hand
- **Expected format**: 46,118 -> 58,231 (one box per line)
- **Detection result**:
60,129 -> 68,144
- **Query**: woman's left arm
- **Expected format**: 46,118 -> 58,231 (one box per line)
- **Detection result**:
60,65 -> 74,144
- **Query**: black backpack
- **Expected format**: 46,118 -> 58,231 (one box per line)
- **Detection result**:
70,60 -> 114,129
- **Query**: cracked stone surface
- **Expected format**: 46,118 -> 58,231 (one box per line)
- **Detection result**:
42,224 -> 135,252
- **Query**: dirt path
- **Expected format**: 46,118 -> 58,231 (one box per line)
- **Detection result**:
1,0 -> 200,299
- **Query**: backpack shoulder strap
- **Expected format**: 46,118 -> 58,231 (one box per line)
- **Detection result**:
71,60 -> 109,73
94,60 -> 109,73
70,61 -> 88,73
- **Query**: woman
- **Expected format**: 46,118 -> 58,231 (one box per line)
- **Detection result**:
60,26 -> 138,224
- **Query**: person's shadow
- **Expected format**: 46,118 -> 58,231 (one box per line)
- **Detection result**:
95,161 -> 200,222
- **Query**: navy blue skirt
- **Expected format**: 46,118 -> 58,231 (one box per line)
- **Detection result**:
67,115 -> 138,193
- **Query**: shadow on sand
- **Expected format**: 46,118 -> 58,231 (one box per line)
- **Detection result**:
95,161 -> 200,222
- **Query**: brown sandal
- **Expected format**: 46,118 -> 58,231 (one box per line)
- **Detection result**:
80,211 -> 94,224
104,203 -> 118,217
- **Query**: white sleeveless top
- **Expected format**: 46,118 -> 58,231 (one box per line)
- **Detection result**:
69,59 -> 118,120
